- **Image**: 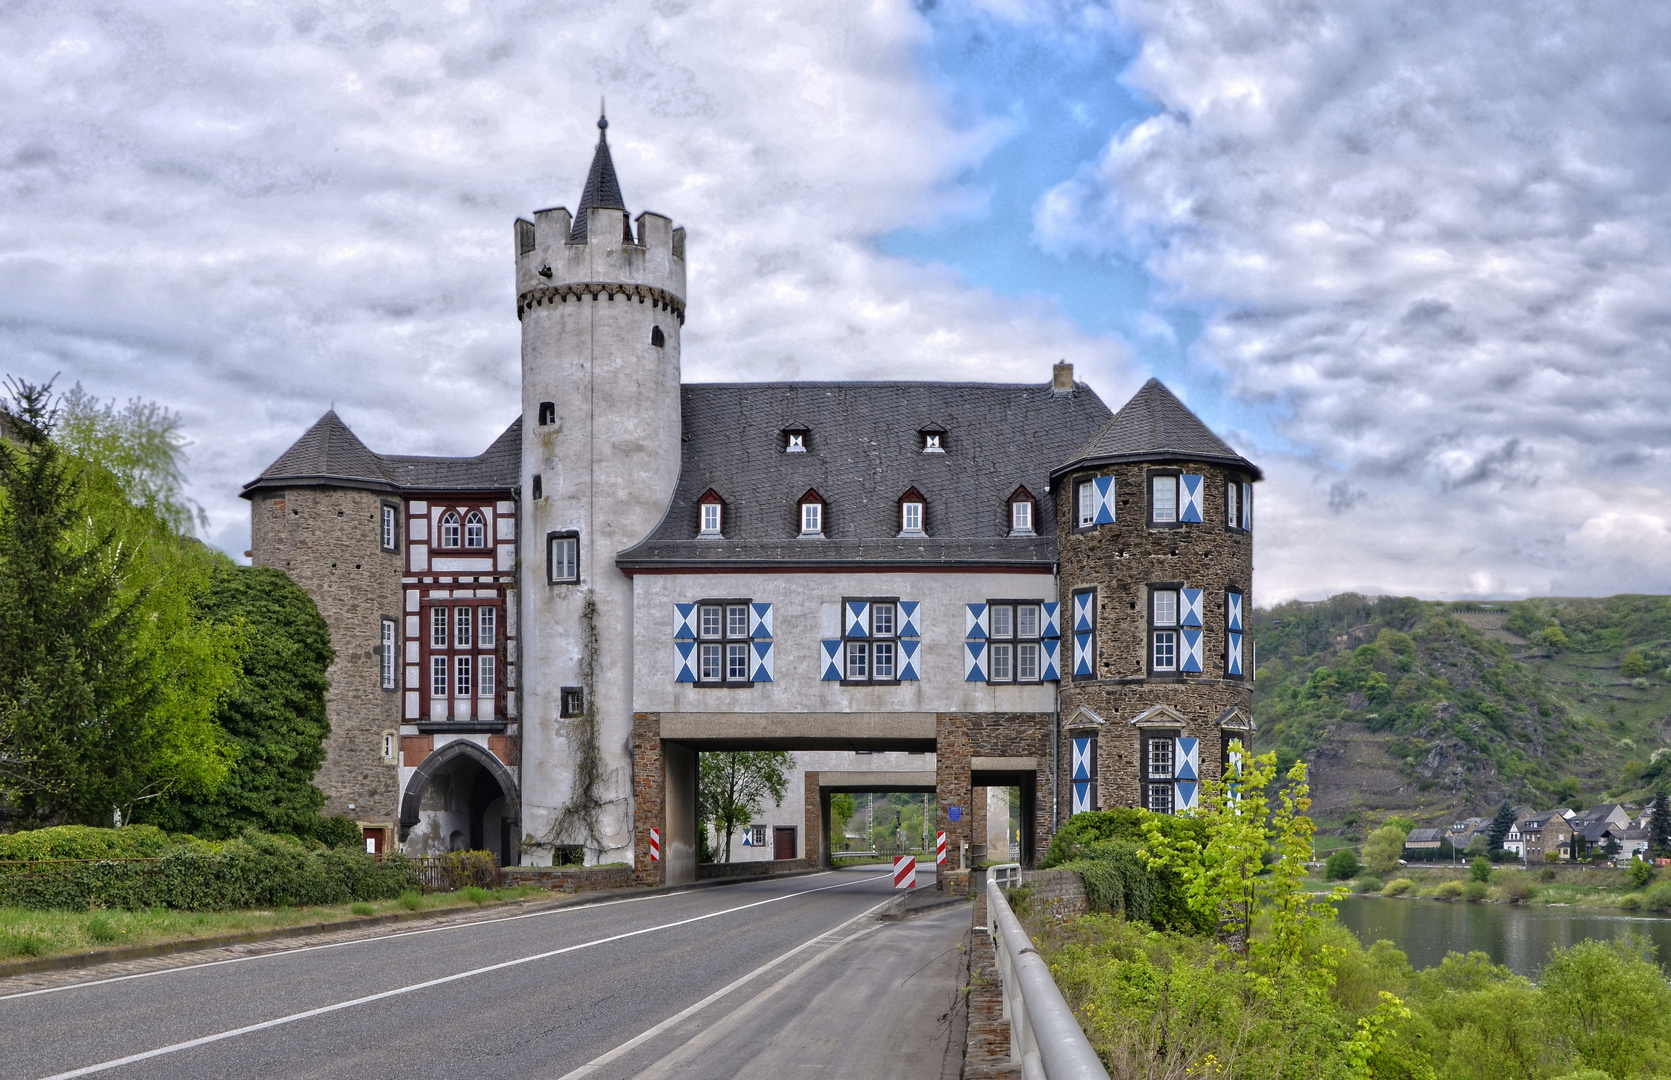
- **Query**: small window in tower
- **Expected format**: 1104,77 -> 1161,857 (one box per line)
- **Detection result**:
538,402 -> 555,426
380,504 -> 399,552
651,326 -> 666,348
548,532 -> 579,584
560,686 -> 585,718
1150,473 -> 1179,526
440,511 -> 461,548
532,474 -> 543,500
464,511 -> 486,549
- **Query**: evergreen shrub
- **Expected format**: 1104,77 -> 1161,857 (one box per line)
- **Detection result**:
1628,859 -> 1653,889
0,825 -> 182,861
1325,848 -> 1361,880
1355,875 -> 1384,893
1434,880 -> 1465,900
1381,877 -> 1413,896
1641,881 -> 1671,912
0,830 -> 417,911
1462,880 -> 1489,902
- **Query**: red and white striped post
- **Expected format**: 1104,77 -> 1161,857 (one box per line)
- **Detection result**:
892,855 -> 917,890
649,827 -> 660,862
936,831 -> 947,867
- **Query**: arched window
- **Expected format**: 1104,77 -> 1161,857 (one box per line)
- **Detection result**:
440,511 -> 461,548
464,511 -> 486,548
651,326 -> 666,348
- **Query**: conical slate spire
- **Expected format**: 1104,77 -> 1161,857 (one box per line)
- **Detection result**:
569,111 -> 627,242
1057,378 -> 1261,479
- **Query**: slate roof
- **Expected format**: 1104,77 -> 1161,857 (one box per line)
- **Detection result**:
242,411 -> 520,497
1404,828 -> 1445,845
568,116 -> 626,244
617,380 -> 1115,570
1057,377 -> 1261,480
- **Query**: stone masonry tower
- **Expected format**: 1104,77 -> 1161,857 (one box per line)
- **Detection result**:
1051,379 -> 1260,822
514,115 -> 686,865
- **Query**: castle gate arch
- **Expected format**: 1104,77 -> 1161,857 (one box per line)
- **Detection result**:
400,739 -> 521,865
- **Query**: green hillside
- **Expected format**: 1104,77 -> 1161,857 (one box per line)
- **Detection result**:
1250,594 -> 1671,838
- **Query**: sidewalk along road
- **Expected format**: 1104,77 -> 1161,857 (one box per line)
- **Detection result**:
0,866 -> 964,1080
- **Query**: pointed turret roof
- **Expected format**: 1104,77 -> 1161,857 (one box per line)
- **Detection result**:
1054,378 -> 1261,479
568,112 -> 626,243
242,412 -> 522,496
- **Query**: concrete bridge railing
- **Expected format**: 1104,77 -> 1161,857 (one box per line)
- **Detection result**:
986,868 -> 1110,1080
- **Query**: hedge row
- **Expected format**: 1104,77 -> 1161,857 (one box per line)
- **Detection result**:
0,833 -> 419,911
0,825 -> 188,861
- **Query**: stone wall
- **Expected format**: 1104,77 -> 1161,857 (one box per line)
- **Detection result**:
501,864 -> 632,892
696,857 -> 813,880
936,712 -> 1054,877
631,713 -> 663,886
1055,458 -> 1255,819
1019,868 -> 1089,921
251,485 -> 403,826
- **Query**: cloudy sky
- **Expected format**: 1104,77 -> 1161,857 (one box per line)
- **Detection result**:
4,0 -> 1668,602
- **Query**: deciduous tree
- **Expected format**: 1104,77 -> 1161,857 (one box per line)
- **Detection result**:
699,751 -> 792,862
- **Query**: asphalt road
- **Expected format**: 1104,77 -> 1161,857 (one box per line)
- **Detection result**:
1,867 -> 969,1080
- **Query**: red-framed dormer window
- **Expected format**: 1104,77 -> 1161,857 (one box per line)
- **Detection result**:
1009,486 -> 1037,536
698,489 -> 725,538
798,489 -> 825,537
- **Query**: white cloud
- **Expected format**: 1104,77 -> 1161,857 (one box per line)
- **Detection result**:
0,0 -> 1131,554
1034,0 -> 1671,601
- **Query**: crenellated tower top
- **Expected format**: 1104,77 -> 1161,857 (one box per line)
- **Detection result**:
514,113 -> 686,322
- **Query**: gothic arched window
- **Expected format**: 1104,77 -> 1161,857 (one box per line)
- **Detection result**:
651,326 -> 666,348
440,511 -> 461,548
464,511 -> 486,548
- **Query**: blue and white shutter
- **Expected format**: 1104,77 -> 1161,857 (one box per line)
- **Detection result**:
844,601 -> 869,638
674,603 -> 698,683
1226,591 -> 1243,633
1072,592 -> 1094,633
1241,483 -> 1252,531
751,639 -> 775,683
1180,475 -> 1204,523
898,601 -> 921,639
749,602 -> 774,639
748,602 -> 774,682
1180,628 -> 1204,673
1175,737 -> 1200,812
1071,590 -> 1095,678
1041,601 -> 1060,640
1041,639 -> 1061,681
820,640 -> 843,681
1093,476 -> 1116,526
965,603 -> 989,640
964,602 -> 990,681
1226,632 -> 1244,677
899,639 -> 921,681
1180,588 -> 1203,627
1071,736 -> 1095,815
964,641 -> 987,682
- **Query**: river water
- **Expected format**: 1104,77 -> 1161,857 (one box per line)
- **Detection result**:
1335,895 -> 1671,978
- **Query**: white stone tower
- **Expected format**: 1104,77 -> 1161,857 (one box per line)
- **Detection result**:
514,115 -> 686,865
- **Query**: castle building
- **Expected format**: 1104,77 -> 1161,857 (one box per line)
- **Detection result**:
244,116 -> 1260,877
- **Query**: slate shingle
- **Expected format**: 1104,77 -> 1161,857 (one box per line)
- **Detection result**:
1058,377 -> 1261,480
243,414 -> 520,496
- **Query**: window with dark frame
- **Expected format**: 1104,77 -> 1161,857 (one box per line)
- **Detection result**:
1009,488 -> 1035,535
1143,731 -> 1178,814
537,401 -> 555,426
696,600 -> 754,686
1150,586 -> 1180,673
1070,587 -> 1097,680
560,686 -> 585,717
1149,471 -> 1180,526
986,600 -> 1043,684
1226,479 -> 1241,530
843,598 -> 899,684
783,428 -> 809,453
547,532 -> 579,583
1076,480 -> 1096,528
380,504 -> 399,552
430,655 -> 447,699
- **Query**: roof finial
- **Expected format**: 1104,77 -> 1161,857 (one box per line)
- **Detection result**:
599,97 -> 607,132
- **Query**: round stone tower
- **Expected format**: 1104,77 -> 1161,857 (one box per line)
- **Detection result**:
1050,378 -> 1260,821
515,115 -> 686,865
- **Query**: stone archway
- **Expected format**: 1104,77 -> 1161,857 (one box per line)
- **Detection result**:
399,739 -> 521,864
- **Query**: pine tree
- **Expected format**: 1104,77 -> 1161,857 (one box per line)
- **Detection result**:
1487,800 -> 1518,852
0,379 -> 157,822
1652,789 -> 1671,857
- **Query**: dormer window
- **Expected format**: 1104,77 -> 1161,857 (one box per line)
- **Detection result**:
898,488 -> 926,537
919,427 -> 946,453
1009,487 -> 1036,536
783,427 -> 809,453
798,490 -> 825,537
697,490 -> 724,538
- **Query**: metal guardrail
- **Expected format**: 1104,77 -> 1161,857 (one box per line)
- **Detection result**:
987,876 -> 1111,1080
989,861 -> 1022,889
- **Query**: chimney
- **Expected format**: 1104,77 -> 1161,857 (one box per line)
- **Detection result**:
1052,361 -> 1074,392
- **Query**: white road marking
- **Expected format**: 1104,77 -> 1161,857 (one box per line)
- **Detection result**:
554,895 -> 894,1080
29,876 -> 871,1080
0,873 -> 834,1002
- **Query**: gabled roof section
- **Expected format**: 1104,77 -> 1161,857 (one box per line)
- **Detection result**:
243,414 -> 521,498
616,380 -> 1114,571
1056,377 -> 1261,480
568,114 -> 626,243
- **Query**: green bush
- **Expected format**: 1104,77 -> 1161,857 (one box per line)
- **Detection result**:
1434,880 -> 1466,900
1325,848 -> 1361,880
1628,859 -> 1653,889
1619,892 -> 1644,912
0,830 -> 418,911
1355,875 -> 1385,893
0,825 -> 180,861
1471,856 -> 1492,882
1462,880 -> 1489,902
1063,839 -> 1206,933
350,902 -> 374,916
313,816 -> 364,850
1497,873 -> 1536,902
1382,877 -> 1414,896
397,890 -> 422,911
84,915 -> 119,942
1041,808 -> 1206,868
1640,881 -> 1671,912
